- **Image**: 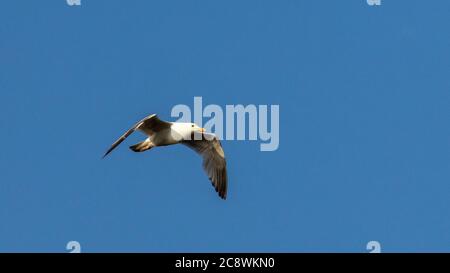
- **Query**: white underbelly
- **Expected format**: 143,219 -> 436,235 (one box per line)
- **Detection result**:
150,129 -> 181,146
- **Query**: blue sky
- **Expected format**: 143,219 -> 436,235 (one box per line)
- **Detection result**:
0,0 -> 449,252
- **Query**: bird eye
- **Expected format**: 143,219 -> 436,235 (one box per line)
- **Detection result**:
191,124 -> 194,127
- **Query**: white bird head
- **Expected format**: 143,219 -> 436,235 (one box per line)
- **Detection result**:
170,122 -> 205,141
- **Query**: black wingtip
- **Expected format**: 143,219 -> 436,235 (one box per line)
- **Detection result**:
102,144 -> 118,159
220,189 -> 227,200
102,149 -> 112,159
215,185 -> 227,200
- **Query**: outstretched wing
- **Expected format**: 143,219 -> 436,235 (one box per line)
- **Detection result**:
103,114 -> 171,158
182,133 -> 228,199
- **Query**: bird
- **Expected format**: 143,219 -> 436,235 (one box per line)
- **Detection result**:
103,114 -> 228,199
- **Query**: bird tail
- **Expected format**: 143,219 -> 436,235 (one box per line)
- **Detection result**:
129,140 -> 154,152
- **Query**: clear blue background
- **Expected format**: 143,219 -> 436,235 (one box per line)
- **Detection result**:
0,0 -> 449,252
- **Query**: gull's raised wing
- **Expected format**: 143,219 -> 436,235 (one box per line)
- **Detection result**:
103,114 -> 171,158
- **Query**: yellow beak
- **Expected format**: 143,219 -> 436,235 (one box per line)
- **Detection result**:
198,128 -> 206,133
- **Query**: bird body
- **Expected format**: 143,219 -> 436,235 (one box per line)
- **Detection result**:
103,114 -> 228,199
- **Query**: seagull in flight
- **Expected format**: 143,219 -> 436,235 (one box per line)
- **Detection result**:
103,114 -> 228,199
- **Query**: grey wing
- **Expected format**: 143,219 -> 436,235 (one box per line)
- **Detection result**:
103,114 -> 171,158
182,133 -> 228,199
138,114 -> 172,136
